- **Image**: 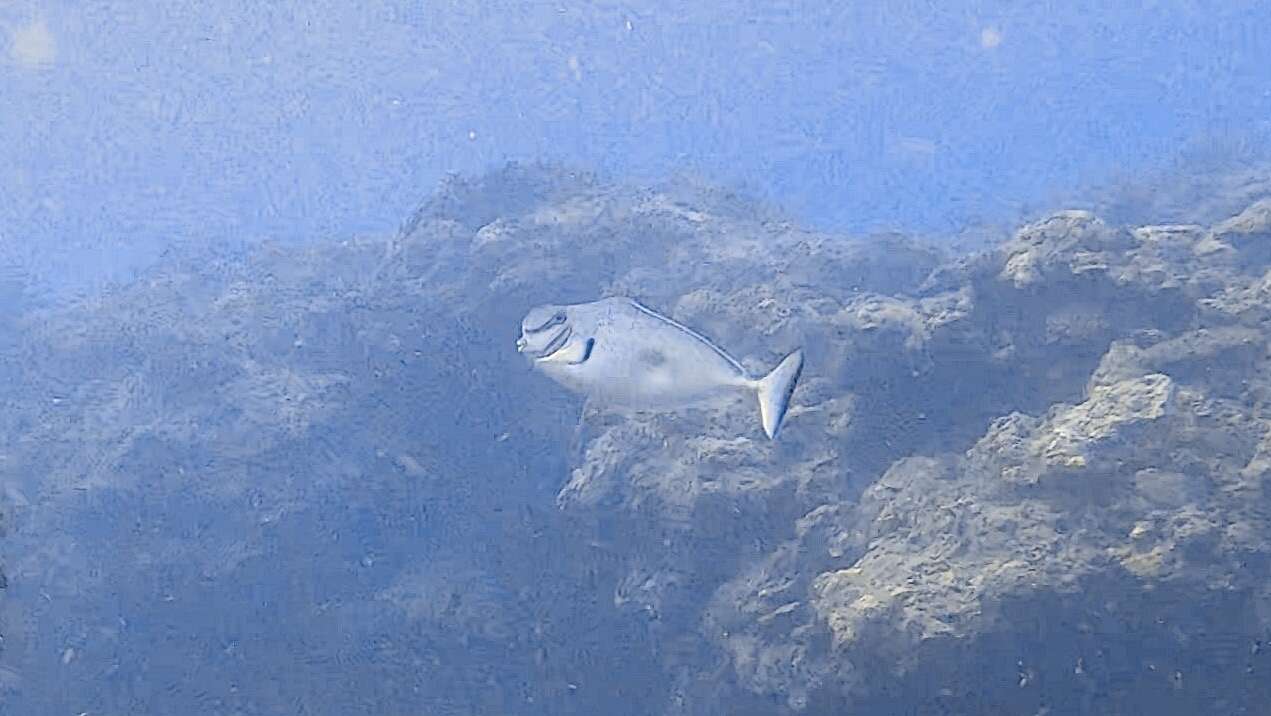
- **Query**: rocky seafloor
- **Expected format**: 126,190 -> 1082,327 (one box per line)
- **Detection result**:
3,165 -> 1271,714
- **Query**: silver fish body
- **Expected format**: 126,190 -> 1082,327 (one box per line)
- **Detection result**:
517,297 -> 803,439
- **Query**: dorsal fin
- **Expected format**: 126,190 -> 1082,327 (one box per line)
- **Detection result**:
626,298 -> 747,375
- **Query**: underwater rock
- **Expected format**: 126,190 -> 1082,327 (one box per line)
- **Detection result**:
6,165 -> 1271,714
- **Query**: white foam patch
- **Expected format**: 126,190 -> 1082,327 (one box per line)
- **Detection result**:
897,136 -> 937,157
10,18 -> 56,67
980,26 -> 1002,50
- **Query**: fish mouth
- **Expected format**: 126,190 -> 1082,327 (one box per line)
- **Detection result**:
524,326 -> 571,361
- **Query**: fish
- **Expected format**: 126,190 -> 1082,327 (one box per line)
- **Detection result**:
516,296 -> 804,439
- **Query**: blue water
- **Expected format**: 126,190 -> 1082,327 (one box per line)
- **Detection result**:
4,1 -> 1271,292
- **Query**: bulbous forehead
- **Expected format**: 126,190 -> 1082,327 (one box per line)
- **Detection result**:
522,304 -> 564,329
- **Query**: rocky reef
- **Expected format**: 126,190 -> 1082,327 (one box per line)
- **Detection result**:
2,164 -> 1271,714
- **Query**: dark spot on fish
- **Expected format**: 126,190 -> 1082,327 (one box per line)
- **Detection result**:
638,348 -> 666,367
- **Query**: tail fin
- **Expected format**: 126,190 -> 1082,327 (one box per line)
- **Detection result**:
755,349 -> 804,440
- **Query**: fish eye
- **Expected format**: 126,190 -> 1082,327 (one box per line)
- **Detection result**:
526,309 -> 567,334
